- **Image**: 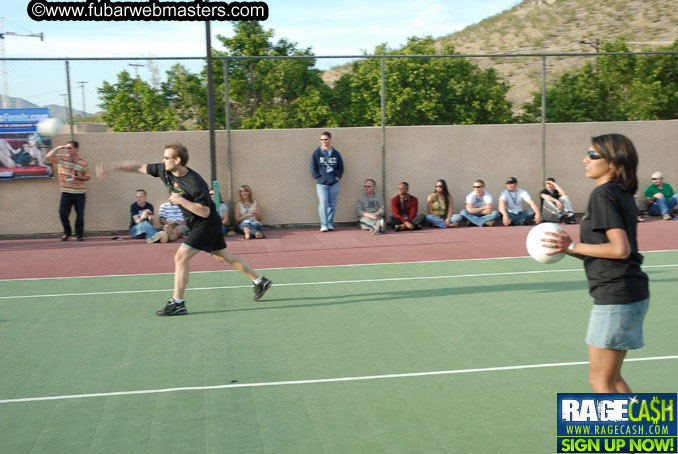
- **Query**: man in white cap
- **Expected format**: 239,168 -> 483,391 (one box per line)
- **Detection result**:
644,171 -> 678,220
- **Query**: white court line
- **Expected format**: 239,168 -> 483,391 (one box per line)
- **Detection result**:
2,355 -> 676,405
2,249 -> 677,282
1,264 -> 677,301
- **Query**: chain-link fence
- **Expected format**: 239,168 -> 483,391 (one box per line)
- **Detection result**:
1,50 -> 677,236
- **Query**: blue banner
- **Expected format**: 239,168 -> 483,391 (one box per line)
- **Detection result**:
0,108 -> 50,133
557,393 -> 677,453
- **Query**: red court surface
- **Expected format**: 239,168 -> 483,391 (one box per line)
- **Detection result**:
1,219 -> 676,280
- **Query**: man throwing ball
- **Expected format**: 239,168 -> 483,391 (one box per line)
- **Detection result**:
96,143 -> 272,316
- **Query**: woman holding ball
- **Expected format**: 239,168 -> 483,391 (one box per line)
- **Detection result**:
544,134 -> 649,393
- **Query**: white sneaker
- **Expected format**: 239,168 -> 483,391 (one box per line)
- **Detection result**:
320,226 -> 328,232
378,218 -> 386,233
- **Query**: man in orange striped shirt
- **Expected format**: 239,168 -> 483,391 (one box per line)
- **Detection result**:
45,141 -> 90,241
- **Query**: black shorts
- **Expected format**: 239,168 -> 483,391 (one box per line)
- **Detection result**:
183,221 -> 226,252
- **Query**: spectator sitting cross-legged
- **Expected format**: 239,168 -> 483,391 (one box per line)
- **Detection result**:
130,189 -> 159,239
146,200 -> 190,243
356,178 -> 386,234
458,179 -> 499,227
425,179 -> 461,228
498,177 -> 542,226
387,182 -> 426,231
235,185 -> 265,240
644,171 -> 678,221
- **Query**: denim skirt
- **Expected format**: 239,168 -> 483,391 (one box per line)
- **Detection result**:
585,298 -> 649,350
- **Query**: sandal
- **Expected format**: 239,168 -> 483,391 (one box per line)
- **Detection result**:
244,228 -> 251,240
255,232 -> 265,239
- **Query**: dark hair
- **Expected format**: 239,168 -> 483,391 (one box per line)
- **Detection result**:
364,178 -> 376,186
321,131 -> 332,139
67,140 -> 79,148
474,179 -> 485,187
164,143 -> 189,166
135,189 -> 147,195
435,179 -> 450,210
546,177 -> 556,182
399,181 -> 409,188
590,134 -> 639,193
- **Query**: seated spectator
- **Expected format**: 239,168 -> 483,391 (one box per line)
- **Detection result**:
147,201 -> 189,243
425,179 -> 458,228
499,177 -> 542,226
129,189 -> 159,239
540,178 -> 576,224
209,188 -> 230,235
644,171 -> 678,220
356,178 -> 386,234
458,179 -> 499,227
235,185 -> 264,239
387,182 -> 425,231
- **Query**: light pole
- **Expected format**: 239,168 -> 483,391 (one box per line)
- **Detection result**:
77,81 -> 88,116
128,63 -> 144,78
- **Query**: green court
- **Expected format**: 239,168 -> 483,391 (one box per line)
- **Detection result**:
2,252 -> 677,453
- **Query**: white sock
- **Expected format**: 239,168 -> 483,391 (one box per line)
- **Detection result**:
172,298 -> 184,304
253,277 -> 263,285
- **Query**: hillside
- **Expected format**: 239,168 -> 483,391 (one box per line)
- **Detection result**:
323,0 -> 677,112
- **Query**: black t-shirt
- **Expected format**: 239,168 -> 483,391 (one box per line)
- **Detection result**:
129,202 -> 154,229
539,188 -> 561,209
146,163 -> 221,230
580,182 -> 649,305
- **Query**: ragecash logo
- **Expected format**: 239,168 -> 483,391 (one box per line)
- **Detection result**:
557,393 -> 677,453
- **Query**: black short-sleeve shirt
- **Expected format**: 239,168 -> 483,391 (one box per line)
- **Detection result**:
129,202 -> 154,229
539,188 -> 561,209
580,182 -> 649,305
146,163 -> 226,252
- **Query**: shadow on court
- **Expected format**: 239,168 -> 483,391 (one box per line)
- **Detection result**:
188,280 -> 594,316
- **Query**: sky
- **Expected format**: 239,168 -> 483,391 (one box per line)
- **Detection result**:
1,0 -> 520,112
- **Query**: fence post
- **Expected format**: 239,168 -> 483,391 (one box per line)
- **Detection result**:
380,57 -> 386,197
541,55 -> 547,183
65,58 -> 74,140
223,58 -> 234,213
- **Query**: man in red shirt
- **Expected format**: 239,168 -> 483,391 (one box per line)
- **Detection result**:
387,182 -> 425,231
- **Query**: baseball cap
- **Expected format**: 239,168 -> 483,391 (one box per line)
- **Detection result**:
506,177 -> 517,184
651,171 -> 663,179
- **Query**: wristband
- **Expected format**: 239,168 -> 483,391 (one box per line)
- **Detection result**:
568,241 -> 576,255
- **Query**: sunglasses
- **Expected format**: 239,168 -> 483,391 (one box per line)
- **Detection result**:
587,150 -> 602,160
435,185 -> 443,188
364,185 -> 373,188
473,185 -> 483,188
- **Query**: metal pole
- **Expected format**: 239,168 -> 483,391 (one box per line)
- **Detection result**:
541,55 -> 547,183
77,80 -> 87,116
380,57 -> 386,198
65,58 -> 74,140
224,59 -> 233,212
205,20 -> 217,183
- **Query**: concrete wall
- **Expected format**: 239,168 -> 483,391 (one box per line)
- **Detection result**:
1,120 -> 676,236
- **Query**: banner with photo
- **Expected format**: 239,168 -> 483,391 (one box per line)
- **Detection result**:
0,108 -> 55,181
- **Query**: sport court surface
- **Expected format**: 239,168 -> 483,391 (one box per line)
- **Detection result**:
1,225 -> 677,453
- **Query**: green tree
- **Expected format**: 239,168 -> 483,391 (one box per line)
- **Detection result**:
98,71 -> 177,132
215,21 -> 335,129
521,39 -> 678,122
332,37 -> 513,126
